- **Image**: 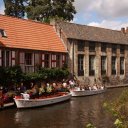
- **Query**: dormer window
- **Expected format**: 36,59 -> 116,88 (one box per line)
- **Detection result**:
0,29 -> 7,37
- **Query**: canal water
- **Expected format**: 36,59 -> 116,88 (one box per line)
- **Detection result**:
0,87 -> 127,128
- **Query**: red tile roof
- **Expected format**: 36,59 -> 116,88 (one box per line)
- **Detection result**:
0,14 -> 67,53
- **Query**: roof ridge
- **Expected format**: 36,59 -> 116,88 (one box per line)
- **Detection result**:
0,14 -> 53,27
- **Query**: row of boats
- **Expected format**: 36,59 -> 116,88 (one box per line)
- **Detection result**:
1,87 -> 105,109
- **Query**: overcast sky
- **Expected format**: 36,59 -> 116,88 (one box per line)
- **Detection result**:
0,0 -> 128,30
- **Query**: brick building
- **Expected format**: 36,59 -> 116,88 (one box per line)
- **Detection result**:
1,14 -> 128,85
55,21 -> 128,84
0,15 -> 67,73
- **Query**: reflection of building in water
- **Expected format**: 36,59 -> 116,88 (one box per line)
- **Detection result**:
70,95 -> 112,127
15,111 -> 31,127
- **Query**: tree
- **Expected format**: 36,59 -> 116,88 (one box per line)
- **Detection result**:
25,0 -> 76,22
4,0 -> 25,18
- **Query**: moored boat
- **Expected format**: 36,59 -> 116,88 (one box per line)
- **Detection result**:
14,92 -> 71,108
0,102 -> 15,109
70,87 -> 106,97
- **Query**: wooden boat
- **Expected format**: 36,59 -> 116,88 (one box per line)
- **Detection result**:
0,102 -> 15,109
70,87 -> 106,97
14,92 -> 71,108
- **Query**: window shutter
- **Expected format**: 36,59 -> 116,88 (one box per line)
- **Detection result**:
20,52 -> 24,64
0,49 -> 2,66
35,53 -> 39,65
11,51 -> 15,66
42,54 -> 44,67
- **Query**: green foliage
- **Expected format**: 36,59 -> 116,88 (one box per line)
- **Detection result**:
23,72 -> 45,83
103,89 -> 128,128
0,66 -> 7,86
114,119 -> 123,128
25,0 -> 76,22
86,123 -> 96,128
38,68 -> 69,81
0,65 -> 23,87
4,0 -> 25,18
0,66 -> 69,88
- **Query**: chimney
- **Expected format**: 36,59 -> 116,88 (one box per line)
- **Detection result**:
50,18 -> 56,26
126,27 -> 128,34
121,27 -> 126,34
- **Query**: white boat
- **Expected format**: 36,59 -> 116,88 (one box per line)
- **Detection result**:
70,87 -> 106,97
14,92 -> 71,108
0,102 -> 15,109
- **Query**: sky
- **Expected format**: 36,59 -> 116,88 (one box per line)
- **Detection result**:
0,0 -> 128,30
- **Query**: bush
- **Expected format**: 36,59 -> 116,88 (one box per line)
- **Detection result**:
0,65 -> 23,88
0,66 -> 69,89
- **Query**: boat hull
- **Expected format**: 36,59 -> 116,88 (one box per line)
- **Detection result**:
70,89 -> 106,97
14,93 -> 71,108
0,102 -> 15,109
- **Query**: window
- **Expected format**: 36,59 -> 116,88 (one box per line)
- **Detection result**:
78,41 -> 85,51
101,43 -> 107,52
112,44 -> 117,54
1,50 -> 11,67
89,55 -> 95,76
120,57 -> 124,75
89,42 -> 95,52
120,45 -> 125,54
44,54 -> 50,68
0,29 -> 7,37
51,54 -> 57,68
111,56 -> 116,75
25,53 -> 32,65
101,56 -> 106,75
78,55 -> 84,76
56,55 -> 60,67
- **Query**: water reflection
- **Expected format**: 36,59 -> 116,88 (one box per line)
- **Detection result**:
0,87 -> 127,128
15,111 -> 31,128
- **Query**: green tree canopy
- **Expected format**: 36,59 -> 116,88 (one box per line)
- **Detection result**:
25,0 -> 76,22
4,0 -> 25,18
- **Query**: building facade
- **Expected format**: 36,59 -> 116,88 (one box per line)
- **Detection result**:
55,21 -> 128,84
0,15 -> 67,73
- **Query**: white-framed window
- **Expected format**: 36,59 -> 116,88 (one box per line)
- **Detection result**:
111,56 -> 116,75
56,55 -> 60,67
51,54 -> 57,68
89,42 -> 95,52
25,53 -> 32,65
0,29 -> 7,37
1,50 -> 11,67
101,56 -> 107,75
78,41 -> 85,51
78,54 -> 84,76
101,43 -> 107,52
